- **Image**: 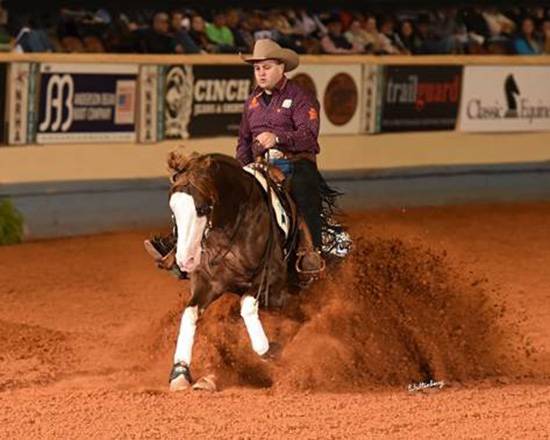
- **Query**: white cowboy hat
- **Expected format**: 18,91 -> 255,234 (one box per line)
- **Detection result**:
241,39 -> 299,72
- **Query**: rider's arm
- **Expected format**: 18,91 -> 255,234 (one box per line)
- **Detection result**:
236,103 -> 254,166
272,91 -> 320,154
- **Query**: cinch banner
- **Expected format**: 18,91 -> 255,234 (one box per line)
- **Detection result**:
185,65 -> 253,138
459,66 -> 550,132
289,64 -> 362,135
36,63 -> 138,143
379,65 -> 462,132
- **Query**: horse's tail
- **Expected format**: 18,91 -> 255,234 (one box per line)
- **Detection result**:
318,172 -> 352,258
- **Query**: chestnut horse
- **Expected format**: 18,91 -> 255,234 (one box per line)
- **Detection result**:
166,151 -> 290,391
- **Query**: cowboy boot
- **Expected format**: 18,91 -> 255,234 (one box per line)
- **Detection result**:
294,216 -> 325,285
144,234 -> 188,279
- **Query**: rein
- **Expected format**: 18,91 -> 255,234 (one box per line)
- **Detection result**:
205,176 -> 256,267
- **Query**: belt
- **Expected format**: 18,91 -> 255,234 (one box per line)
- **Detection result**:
283,151 -> 317,163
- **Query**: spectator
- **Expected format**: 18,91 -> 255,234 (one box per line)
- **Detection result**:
188,14 -> 216,52
363,15 -> 383,54
170,10 -> 201,53
378,16 -> 406,54
321,15 -> 362,54
399,19 -> 422,54
135,12 -> 176,53
344,18 -> 372,52
267,9 -> 305,53
482,6 -> 516,38
292,8 -> 319,37
543,19 -> 550,54
13,15 -> 53,52
226,8 -> 253,53
513,17 -> 541,54
205,10 -> 237,53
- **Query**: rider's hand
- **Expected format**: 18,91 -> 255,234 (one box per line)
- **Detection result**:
256,132 -> 277,150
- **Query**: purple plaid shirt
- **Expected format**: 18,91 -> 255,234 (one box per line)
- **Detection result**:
236,77 -> 321,166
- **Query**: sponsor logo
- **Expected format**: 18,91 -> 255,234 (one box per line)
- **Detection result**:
192,78 -> 251,116
323,73 -> 358,126
39,74 -> 74,132
385,74 -> 460,111
164,65 -> 193,139
465,74 -> 550,123
114,80 -> 136,125
291,73 -> 317,99
193,79 -> 250,102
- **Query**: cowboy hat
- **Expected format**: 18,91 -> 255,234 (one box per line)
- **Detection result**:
241,39 -> 299,72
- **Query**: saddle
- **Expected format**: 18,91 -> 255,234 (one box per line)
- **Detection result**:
244,160 -> 325,282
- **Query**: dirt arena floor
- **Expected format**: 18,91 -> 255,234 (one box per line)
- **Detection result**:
1,202 -> 550,439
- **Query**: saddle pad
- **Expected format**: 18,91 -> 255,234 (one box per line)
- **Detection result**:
244,165 -> 289,238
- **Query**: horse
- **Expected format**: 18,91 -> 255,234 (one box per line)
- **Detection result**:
165,151 -> 291,391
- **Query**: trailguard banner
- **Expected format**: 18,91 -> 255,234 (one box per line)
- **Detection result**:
459,66 -> 550,132
36,64 -> 138,143
379,65 -> 462,132
184,65 -> 253,138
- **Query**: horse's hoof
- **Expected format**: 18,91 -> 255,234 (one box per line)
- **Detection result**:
192,375 -> 217,392
168,362 -> 192,392
260,342 -> 282,362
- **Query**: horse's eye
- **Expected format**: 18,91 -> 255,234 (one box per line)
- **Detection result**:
196,204 -> 211,217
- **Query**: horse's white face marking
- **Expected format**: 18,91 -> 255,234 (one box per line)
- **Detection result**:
169,192 -> 208,273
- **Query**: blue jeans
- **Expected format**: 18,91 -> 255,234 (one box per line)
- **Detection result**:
269,158 -> 293,177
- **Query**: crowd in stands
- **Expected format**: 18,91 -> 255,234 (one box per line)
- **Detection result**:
7,5 -> 550,55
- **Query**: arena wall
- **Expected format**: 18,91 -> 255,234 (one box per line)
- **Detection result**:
1,54 -> 550,238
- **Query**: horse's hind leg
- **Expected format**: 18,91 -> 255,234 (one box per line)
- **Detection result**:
240,295 -> 270,356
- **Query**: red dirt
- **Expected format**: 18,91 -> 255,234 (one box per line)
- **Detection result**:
1,202 -> 550,438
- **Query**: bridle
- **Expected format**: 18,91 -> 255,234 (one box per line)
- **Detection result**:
170,161 -> 280,307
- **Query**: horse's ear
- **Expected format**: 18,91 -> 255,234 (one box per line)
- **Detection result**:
167,149 -> 185,174
167,148 -> 200,173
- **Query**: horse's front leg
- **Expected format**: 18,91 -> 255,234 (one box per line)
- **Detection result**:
169,273 -> 221,392
240,295 -> 270,357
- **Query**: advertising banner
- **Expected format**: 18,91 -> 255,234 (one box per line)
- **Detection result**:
176,64 -> 253,138
459,66 -> 550,132
289,64 -> 363,134
7,62 -> 37,145
162,64 -> 193,140
138,64 -> 164,143
0,63 -> 7,144
362,64 -> 383,134
36,63 -> 138,143
378,65 -> 462,132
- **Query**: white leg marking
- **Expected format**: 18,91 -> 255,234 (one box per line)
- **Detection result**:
174,305 -> 199,366
240,295 -> 269,356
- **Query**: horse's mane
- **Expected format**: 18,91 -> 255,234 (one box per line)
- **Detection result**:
167,150 -> 243,203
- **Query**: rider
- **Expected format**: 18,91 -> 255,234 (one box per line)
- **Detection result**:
237,38 -> 324,277
145,38 -> 324,279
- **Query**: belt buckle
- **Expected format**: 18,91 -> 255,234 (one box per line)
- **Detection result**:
267,149 -> 285,160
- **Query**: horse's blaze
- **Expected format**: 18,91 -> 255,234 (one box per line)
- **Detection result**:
169,192 -> 207,273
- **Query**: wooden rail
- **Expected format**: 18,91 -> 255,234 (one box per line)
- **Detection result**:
0,52 -> 549,65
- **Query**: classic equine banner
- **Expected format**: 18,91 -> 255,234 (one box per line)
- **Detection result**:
379,65 -> 462,132
36,63 -> 138,143
459,66 -> 550,132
